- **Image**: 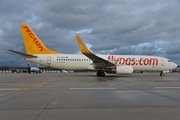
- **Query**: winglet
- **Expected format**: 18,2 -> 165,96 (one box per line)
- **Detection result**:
76,35 -> 91,54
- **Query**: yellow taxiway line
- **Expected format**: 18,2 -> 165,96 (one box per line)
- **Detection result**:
0,76 -> 58,97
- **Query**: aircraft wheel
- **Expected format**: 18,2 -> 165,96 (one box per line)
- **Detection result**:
160,71 -> 164,76
97,70 -> 105,77
97,71 -> 100,76
100,71 -> 105,77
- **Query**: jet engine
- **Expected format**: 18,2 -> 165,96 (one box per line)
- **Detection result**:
116,65 -> 133,74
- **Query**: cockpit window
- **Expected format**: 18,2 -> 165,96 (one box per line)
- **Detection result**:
167,60 -> 171,62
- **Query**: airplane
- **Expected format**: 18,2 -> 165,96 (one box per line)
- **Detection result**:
27,64 -> 41,73
9,24 -> 177,77
62,70 -> 69,73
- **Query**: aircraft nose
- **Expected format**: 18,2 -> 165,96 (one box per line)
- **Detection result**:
173,62 -> 178,68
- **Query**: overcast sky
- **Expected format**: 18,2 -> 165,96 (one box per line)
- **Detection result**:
0,0 -> 180,67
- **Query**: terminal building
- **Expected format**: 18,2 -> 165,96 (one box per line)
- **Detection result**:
0,66 -> 62,74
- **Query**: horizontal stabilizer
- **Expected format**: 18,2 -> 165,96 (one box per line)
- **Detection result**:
8,49 -> 37,58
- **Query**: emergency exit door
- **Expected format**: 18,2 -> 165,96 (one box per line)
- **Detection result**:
47,56 -> 51,65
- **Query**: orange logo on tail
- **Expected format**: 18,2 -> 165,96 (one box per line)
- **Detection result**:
23,26 -> 45,52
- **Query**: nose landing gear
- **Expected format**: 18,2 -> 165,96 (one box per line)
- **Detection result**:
160,71 -> 164,76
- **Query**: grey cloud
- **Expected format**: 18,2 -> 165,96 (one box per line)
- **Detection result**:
0,0 -> 180,66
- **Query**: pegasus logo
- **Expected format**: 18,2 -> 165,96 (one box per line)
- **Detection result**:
23,26 -> 44,52
79,44 -> 83,50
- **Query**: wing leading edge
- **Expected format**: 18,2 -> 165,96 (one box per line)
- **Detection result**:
75,35 -> 115,69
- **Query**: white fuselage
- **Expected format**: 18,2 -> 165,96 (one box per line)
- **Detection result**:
25,54 -> 177,72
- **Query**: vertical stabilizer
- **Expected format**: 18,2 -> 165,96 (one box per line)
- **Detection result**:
20,24 -> 61,54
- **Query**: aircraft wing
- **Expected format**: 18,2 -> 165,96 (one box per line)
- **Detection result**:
8,49 -> 37,58
76,35 -> 115,69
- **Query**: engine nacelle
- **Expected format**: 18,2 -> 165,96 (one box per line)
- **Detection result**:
116,65 -> 133,74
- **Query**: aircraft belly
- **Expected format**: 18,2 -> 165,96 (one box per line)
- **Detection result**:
133,65 -> 159,71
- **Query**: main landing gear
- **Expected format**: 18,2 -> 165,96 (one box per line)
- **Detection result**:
97,70 -> 105,77
160,71 -> 164,76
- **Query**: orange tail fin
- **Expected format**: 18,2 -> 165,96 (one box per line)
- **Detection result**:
20,24 -> 61,54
